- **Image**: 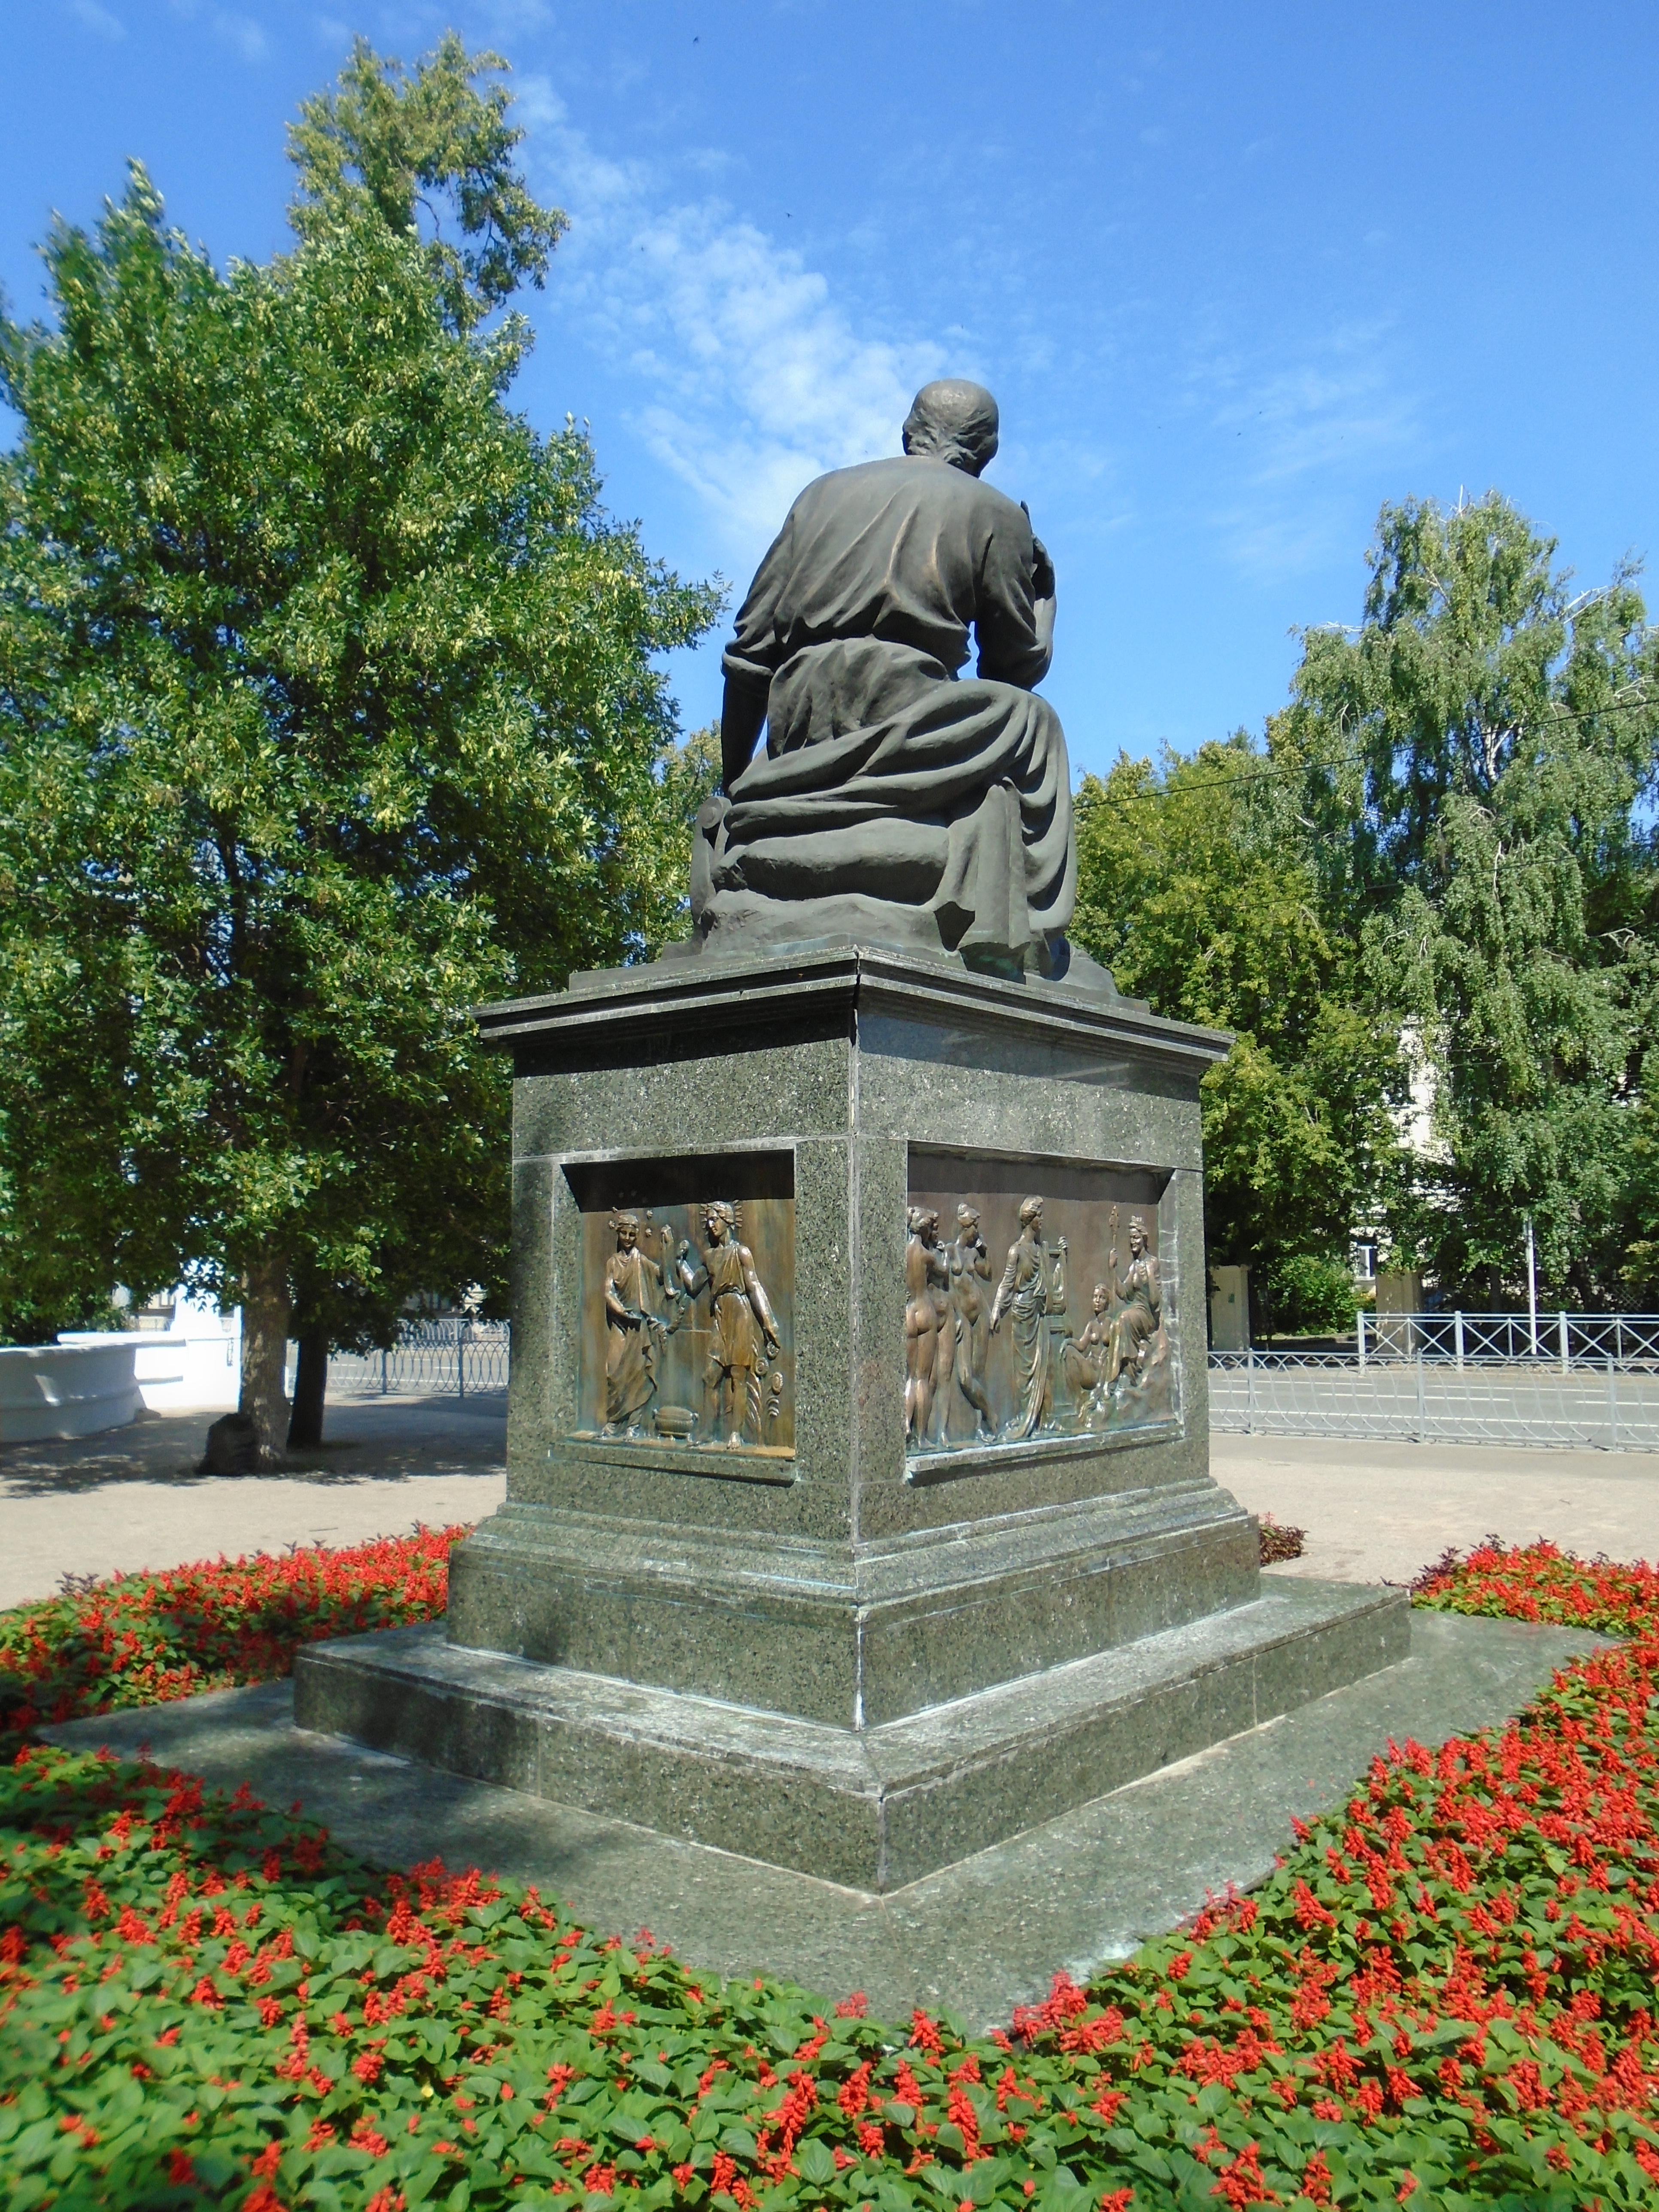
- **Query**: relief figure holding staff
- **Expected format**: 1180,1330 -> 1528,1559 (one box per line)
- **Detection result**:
1106,1206 -> 1166,1390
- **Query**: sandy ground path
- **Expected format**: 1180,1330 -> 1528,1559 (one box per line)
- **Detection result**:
0,1396 -> 507,1609
5,1402 -> 1656,1610
1215,1430 -> 1659,1585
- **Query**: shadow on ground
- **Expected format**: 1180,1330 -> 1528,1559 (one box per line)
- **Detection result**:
0,1395 -> 507,1498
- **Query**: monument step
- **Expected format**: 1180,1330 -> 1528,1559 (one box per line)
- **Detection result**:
293,1575 -> 1408,1891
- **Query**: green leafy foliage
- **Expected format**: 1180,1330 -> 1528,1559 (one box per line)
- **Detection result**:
1284,494 -> 1659,1306
4,1541 -> 1659,2208
1258,1253 -> 1364,1340
1076,494 -> 1659,1310
287,34 -> 567,336
0,39 -> 720,1394
1072,738 -> 1402,1277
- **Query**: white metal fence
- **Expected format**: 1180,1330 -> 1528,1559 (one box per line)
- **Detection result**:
1355,1308 -> 1659,1368
1210,1313 -> 1659,1450
327,1318 -> 509,1400
319,1309 -> 1659,1446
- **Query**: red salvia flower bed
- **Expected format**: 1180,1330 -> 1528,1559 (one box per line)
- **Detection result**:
0,1528 -> 462,1741
1,1536 -> 1658,2208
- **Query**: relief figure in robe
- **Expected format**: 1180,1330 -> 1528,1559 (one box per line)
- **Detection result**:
989,1196 -> 1067,1438
945,1202 -> 995,1440
676,1202 -> 781,1447
1106,1207 -> 1167,1390
602,1211 -> 676,1433
690,380 -> 1118,991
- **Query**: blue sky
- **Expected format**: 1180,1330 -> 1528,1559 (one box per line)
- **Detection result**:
5,1 -> 1656,779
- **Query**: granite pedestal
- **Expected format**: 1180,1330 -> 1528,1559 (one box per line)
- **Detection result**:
295,942 -> 1410,1888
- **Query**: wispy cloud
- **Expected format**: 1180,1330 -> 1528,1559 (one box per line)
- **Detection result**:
214,12 -> 267,62
165,1 -> 267,63
518,81 -> 945,553
1192,321 -> 1421,580
1213,322 -> 1416,486
67,0 -> 125,36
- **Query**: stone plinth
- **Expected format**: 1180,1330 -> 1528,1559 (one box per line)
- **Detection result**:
295,942 -> 1410,1887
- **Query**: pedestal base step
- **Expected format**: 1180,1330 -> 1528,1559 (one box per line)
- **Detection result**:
294,1578 -> 1408,1891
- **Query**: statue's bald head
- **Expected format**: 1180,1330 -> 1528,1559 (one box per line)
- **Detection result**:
902,380 -> 999,477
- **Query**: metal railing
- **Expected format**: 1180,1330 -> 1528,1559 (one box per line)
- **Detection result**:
327,1318 -> 509,1400
1210,1314 -> 1659,1450
1353,1309 -> 1659,1369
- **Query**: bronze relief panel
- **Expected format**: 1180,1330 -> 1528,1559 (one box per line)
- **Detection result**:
906,1149 -> 1175,1460
564,1152 -> 794,1458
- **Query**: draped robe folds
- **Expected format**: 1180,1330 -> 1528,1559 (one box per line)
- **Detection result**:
696,455 -> 1077,966
995,1233 -> 1059,1439
604,1247 -> 666,1426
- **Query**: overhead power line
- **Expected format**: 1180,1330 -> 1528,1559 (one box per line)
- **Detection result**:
1080,693 -> 1657,807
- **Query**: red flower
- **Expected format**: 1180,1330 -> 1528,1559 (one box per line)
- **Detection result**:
1209,2141 -> 1279,2206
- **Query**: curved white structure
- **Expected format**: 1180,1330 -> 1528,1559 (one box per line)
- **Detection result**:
0,1335 -> 146,1443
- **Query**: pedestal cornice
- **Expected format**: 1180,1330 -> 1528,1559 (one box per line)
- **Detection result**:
474,941 -> 1232,1080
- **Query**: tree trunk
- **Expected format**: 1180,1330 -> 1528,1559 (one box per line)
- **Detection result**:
286,1328 -> 329,1451
239,1254 -> 292,1464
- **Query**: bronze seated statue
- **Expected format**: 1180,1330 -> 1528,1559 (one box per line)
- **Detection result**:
684,379 -> 1117,993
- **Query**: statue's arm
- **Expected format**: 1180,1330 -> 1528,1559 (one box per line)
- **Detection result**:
974,502 -> 1054,690
989,1245 -> 1019,1331
719,509 -> 793,789
740,1245 -> 780,1349
720,672 -> 768,793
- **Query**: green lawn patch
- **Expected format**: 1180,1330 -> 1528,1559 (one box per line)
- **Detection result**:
3,1536 -> 1658,2208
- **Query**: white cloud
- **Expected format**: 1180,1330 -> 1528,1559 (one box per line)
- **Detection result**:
517,81 -> 945,553
1216,328 -> 1416,487
213,11 -> 267,61
164,1 -> 267,62
1194,322 -> 1421,581
67,0 -> 125,36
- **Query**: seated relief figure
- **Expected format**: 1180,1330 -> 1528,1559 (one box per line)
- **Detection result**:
689,380 -> 1118,988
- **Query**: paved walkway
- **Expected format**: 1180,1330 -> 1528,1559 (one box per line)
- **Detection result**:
4,1404 -> 1655,1611
0,1396 -> 506,1610
1217,1430 -> 1659,1585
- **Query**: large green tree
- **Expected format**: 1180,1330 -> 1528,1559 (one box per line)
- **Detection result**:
1072,735 -> 1404,1306
1283,493 -> 1659,1307
0,37 -> 718,1449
